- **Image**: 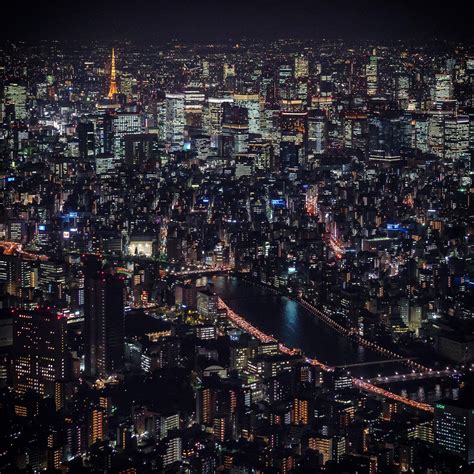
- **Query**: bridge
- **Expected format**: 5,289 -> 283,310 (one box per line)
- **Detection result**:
336,358 -> 418,369
167,266 -> 233,277
365,369 -> 454,385
217,297 -> 434,414
297,298 -> 431,373
0,241 -> 48,261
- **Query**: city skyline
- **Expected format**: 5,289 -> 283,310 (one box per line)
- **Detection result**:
0,12 -> 473,473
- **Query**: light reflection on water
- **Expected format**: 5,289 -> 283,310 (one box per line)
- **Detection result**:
391,380 -> 458,402
211,276 -> 458,400
212,276 -> 394,375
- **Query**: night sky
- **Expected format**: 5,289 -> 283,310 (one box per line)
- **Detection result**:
2,0 -> 472,41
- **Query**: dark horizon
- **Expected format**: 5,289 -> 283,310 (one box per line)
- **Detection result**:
2,0 -> 473,42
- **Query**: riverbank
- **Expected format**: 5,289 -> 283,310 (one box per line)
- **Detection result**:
234,274 -> 428,373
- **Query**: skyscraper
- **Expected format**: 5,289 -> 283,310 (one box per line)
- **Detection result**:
4,83 -> 27,120
294,54 -> 309,79
233,94 -> 261,134
434,400 -> 474,463
434,73 -> 453,102
204,97 -> 233,147
444,115 -> 470,160
78,120 -> 96,159
165,93 -> 186,151
13,309 -> 67,406
366,52 -> 378,97
120,72 -> 134,101
308,110 -> 327,155
83,257 -> 125,379
113,112 -> 142,159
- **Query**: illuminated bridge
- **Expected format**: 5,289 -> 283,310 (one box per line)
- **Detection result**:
365,369 -> 454,385
0,241 -> 48,261
218,297 -> 434,414
168,265 -> 233,277
297,298 -> 431,373
336,358 -> 418,369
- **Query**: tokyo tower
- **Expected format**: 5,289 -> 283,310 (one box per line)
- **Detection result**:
107,48 -> 118,98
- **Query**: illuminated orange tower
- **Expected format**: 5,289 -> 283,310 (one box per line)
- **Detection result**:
107,48 -> 118,98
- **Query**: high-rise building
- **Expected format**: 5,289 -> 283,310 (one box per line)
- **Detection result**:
223,63 -> 235,82
280,111 -> 307,147
444,115 -> 470,160
0,254 -> 35,297
428,110 -> 447,157
83,257 -> 125,379
5,83 -> 27,120
201,59 -> 210,79
434,73 -> 453,102
95,153 -> 117,176
196,384 -> 217,426
124,133 -> 160,167
39,260 -> 66,297
204,97 -> 233,147
0,312 -> 13,387
408,305 -> 423,335
184,89 -> 205,127
8,220 -> 26,243
221,103 -> 249,155
309,435 -> 346,465
399,298 -> 410,326
13,309 -> 67,404
95,112 -> 115,155
113,112 -> 142,159
233,94 -> 261,134
343,113 -> 368,151
291,397 -> 309,425
89,408 -> 107,446
366,52 -> 378,97
248,141 -> 274,171
175,283 -> 197,309
229,344 -> 248,372
395,73 -> 410,102
120,72 -> 134,101
278,64 -> 293,90
162,435 -> 182,467
434,400 -> 474,463
196,289 -> 218,319
261,106 -> 281,151
413,114 -> 430,153
165,93 -> 185,151
294,54 -> 309,79
78,120 -> 96,159
308,110 -> 327,154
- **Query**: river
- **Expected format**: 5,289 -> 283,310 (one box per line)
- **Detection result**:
209,275 -> 457,401
211,276 -> 386,374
